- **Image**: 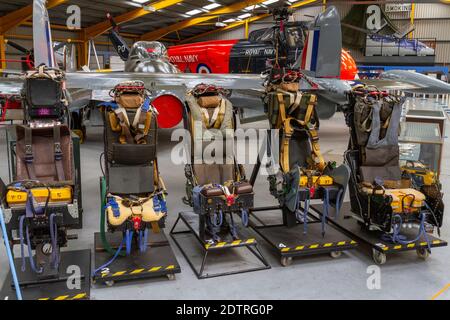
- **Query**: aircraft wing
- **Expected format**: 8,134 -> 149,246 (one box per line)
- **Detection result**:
358,70 -> 450,94
0,77 -> 23,95
356,79 -> 421,91
65,72 -> 264,92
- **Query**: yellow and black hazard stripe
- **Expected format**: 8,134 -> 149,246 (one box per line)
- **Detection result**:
379,239 -> 446,252
100,265 -> 177,278
38,292 -> 88,300
205,238 -> 256,250
280,240 -> 357,253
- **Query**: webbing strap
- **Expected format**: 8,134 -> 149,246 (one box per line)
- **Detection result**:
280,119 -> 293,173
24,127 -> 36,180
279,94 -> 325,173
308,129 -> 326,172
150,221 -> 160,233
112,99 -> 152,144
276,93 -> 287,128
114,108 -> 134,144
199,99 -> 226,129
53,125 -> 65,181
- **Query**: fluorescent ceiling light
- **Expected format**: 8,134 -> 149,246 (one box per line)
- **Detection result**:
223,18 -> 236,23
238,13 -> 252,19
132,0 -> 148,3
245,4 -> 261,11
263,0 -> 278,5
215,21 -> 227,27
203,3 -> 221,10
185,9 -> 202,16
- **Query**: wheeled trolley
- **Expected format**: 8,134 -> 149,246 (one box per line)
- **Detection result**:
92,81 -> 182,286
0,66 -> 90,300
0,249 -> 91,300
249,206 -> 357,266
93,231 -> 180,286
171,211 -> 270,279
311,203 -> 447,265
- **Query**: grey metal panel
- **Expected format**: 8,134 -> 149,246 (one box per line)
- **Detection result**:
108,165 -> 154,194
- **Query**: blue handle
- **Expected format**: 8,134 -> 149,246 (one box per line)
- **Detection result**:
0,208 -> 23,300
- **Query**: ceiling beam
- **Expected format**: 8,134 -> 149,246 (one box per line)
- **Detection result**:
180,13 -> 270,43
83,0 -> 184,40
179,0 -> 319,44
140,0 -> 270,41
0,0 -> 68,34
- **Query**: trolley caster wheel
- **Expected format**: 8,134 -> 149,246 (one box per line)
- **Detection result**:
330,251 -> 342,259
416,248 -> 430,260
372,249 -> 387,265
105,280 -> 115,287
280,256 -> 293,267
167,274 -> 176,281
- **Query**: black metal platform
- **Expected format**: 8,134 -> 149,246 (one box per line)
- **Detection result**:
311,202 -> 448,264
249,206 -> 357,266
0,249 -> 91,300
93,231 -> 180,285
170,211 -> 270,279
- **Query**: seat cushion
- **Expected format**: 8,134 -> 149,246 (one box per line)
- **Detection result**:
234,182 -> 253,194
107,195 -> 165,226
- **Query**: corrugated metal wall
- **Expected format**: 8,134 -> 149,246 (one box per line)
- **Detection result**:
387,3 -> 450,63
195,2 -> 450,65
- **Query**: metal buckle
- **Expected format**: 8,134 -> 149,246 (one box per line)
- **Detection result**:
54,142 -> 62,160
24,145 -> 33,163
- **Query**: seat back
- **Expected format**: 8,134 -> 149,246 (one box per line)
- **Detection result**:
265,83 -> 323,174
15,125 -> 73,183
352,92 -> 404,185
22,66 -> 67,121
103,81 -> 158,195
185,85 -> 240,186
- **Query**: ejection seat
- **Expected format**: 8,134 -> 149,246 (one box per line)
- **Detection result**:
182,84 -> 254,243
0,66 -> 87,299
264,70 -> 349,235
345,86 -> 444,250
94,81 -> 180,283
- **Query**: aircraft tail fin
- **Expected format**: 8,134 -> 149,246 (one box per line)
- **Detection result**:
33,0 -> 55,68
298,6 -> 341,78
107,13 -> 130,61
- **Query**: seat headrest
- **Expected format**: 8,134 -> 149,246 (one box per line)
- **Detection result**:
116,93 -> 144,109
197,95 -> 221,109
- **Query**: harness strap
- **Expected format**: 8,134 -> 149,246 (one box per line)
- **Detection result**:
53,125 -> 65,181
199,98 -> 226,129
287,91 -> 302,115
114,108 -> 134,144
280,118 -> 294,173
276,93 -> 287,128
24,127 -> 36,180
308,129 -> 326,172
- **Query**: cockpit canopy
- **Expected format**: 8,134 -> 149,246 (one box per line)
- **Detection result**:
129,41 -> 169,61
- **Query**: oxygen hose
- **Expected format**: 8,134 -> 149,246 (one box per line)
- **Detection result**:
139,229 -> 149,253
19,215 -> 43,274
381,213 -> 431,251
0,207 -> 23,300
125,229 -> 132,256
211,209 -> 223,228
295,198 -> 310,235
92,236 -> 125,277
334,188 -> 344,218
241,208 -> 249,227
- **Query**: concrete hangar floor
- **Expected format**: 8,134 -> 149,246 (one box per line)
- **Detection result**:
1,112 -> 449,300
